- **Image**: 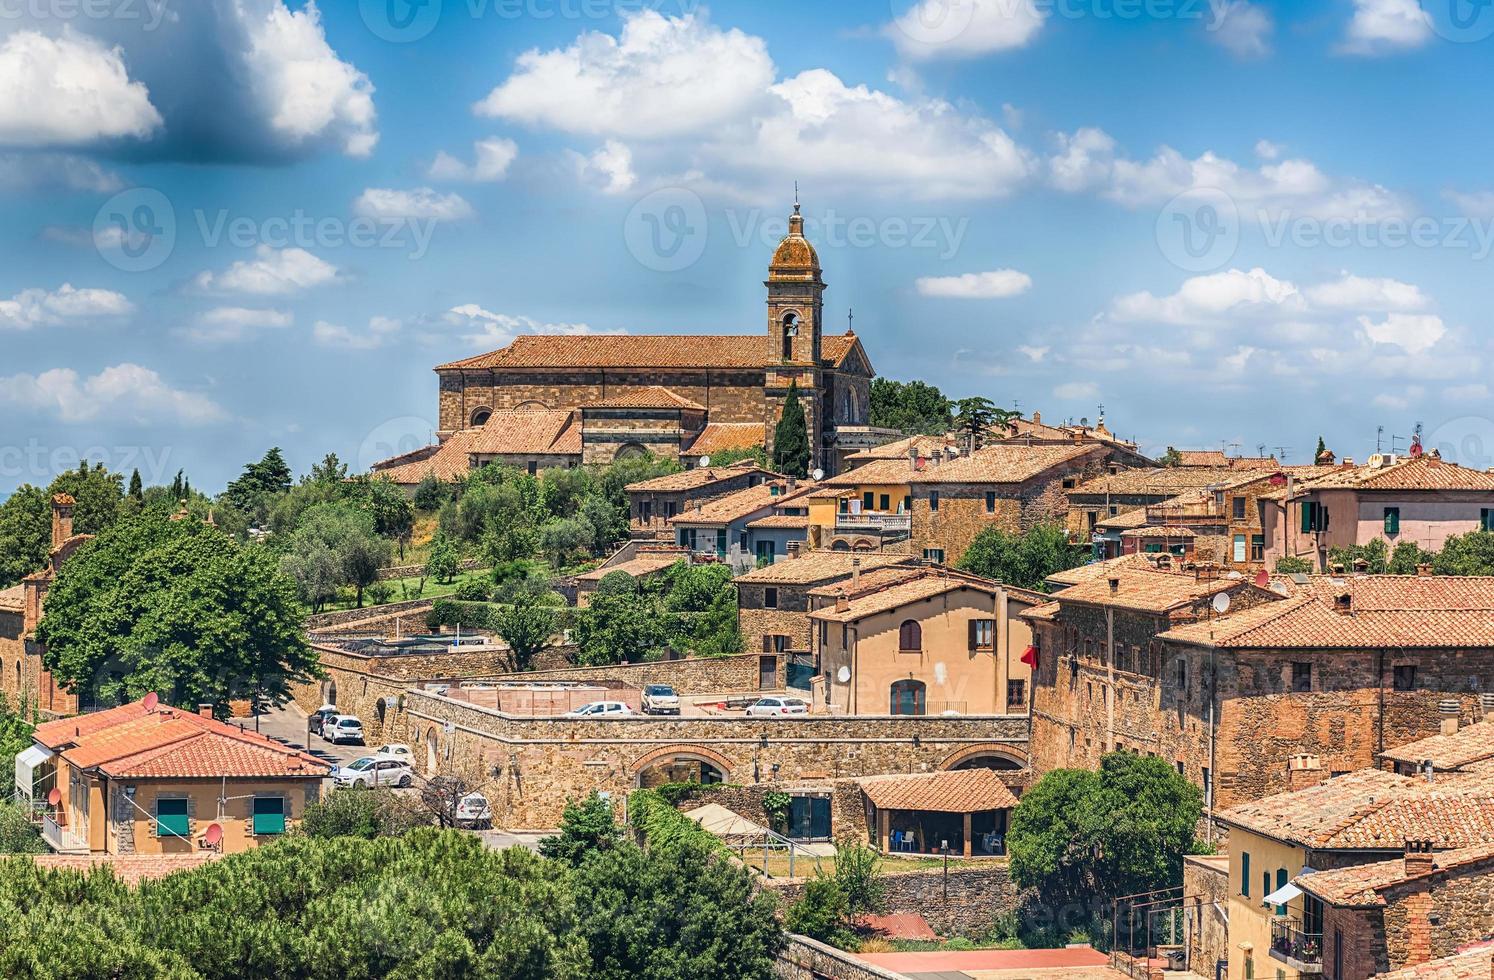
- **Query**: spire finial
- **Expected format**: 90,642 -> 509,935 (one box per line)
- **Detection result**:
847,307 -> 854,334
793,180 -> 800,215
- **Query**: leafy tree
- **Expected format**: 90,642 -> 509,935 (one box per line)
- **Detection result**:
1274,555 -> 1314,574
49,460 -> 125,538
540,792 -> 622,866
492,592 -> 560,672
127,469 -> 144,502
1435,530 -> 1494,576
1159,448 -> 1183,468
0,801 -> 44,854
869,378 -> 953,435
414,472 -> 448,511
574,574 -> 669,666
356,475 -> 416,544
957,523 -> 1085,590
704,445 -> 769,468
773,380 -> 811,479
307,452 -> 348,485
538,517 -> 595,569
834,841 -> 886,920
300,787 -> 425,839
662,562 -> 741,657
785,875 -> 850,945
0,695 -> 36,799
37,514 -> 317,712
221,447 -> 293,526
280,503 -> 392,610
1009,754 -> 1203,929
1328,537 -> 1390,574
0,485 -> 48,588
952,396 -> 1018,452
1389,540 -> 1435,574
426,529 -> 460,584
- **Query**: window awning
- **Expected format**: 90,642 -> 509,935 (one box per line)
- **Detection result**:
14,744 -> 54,796
1263,881 -> 1302,906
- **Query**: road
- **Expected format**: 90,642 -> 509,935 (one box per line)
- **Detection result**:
246,702 -> 370,767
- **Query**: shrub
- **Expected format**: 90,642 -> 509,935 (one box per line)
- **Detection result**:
453,578 -> 491,602
299,787 -> 426,840
0,801 -> 45,854
366,580 -> 394,606
540,792 -> 622,866
784,875 -> 850,945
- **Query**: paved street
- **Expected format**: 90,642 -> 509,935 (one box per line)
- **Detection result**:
246,702 -> 369,767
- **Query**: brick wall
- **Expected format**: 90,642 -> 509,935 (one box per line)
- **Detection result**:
1377,854 -> 1494,975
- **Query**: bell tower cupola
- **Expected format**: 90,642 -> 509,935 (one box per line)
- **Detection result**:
766,198 -> 824,367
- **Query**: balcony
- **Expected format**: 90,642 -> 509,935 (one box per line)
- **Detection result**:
1270,916 -> 1323,973
41,813 -> 90,854
835,513 -> 911,534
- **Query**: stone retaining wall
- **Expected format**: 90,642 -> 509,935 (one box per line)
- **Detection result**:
1182,854 -> 1229,978
400,690 -> 1029,829
476,652 -> 780,696
306,599 -> 435,630
766,864 -> 1019,937
376,559 -> 484,581
774,935 -> 909,980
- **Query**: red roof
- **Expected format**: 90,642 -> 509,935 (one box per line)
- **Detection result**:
436,333 -> 861,371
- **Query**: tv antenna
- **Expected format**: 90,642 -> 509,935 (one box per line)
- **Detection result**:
1376,425 -> 1384,453
1273,446 -> 1291,462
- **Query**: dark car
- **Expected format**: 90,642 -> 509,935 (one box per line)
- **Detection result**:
308,706 -> 339,737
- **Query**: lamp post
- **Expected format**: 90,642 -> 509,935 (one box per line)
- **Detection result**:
941,840 -> 950,900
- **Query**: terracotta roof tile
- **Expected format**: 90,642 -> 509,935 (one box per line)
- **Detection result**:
735,553 -> 917,585
858,768 -> 1019,812
1045,554 -> 1157,587
435,334 -> 859,371
1380,721 -> 1494,771
745,513 -> 810,530
806,566 -> 928,598
830,444 -> 1100,488
845,434 -> 956,463
809,572 -> 999,623
374,410 -> 579,484
1096,507 -> 1152,531
588,386 -> 706,411
1372,943 -> 1494,979
670,481 -> 815,526
1287,454 -> 1494,493
1299,842 -> 1494,908
1175,451 -> 1231,467
1069,468 -> 1244,496
1121,526 -> 1197,538
625,462 -> 773,493
576,551 -> 687,582
685,423 -> 764,458
1045,567 -> 1250,615
0,584 -> 24,612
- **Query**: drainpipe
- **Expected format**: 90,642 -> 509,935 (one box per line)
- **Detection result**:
1207,636 -> 1217,847
1105,607 -> 1116,752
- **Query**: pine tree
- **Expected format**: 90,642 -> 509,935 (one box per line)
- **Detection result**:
1315,435 -> 1328,463
128,469 -> 144,502
773,380 -> 810,478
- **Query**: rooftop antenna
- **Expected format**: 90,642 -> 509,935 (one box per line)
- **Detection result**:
1391,433 -> 1406,454
1273,446 -> 1291,462
1257,444 -> 1267,458
1376,425 -> 1384,453
793,180 -> 799,212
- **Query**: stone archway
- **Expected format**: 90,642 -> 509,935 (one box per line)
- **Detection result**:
425,727 -> 440,774
940,743 -> 1029,772
514,400 -> 550,411
613,443 -> 650,461
628,744 -> 734,788
470,407 -> 493,427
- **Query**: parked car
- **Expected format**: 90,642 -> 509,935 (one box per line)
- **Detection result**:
332,756 -> 413,789
323,715 -> 365,745
308,706 -> 339,736
642,684 -> 681,715
374,743 -> 413,762
564,701 -> 635,719
454,792 -> 493,829
744,696 -> 809,718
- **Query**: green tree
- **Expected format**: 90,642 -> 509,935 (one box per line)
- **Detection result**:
0,801 -> 44,854
957,524 -> 1085,590
492,592 -> 560,672
784,875 -> 851,945
37,514 -> 318,712
49,460 -> 125,538
1328,537 -> 1390,574
773,380 -> 811,479
1315,435 -> 1329,463
869,378 -> 953,435
0,695 -> 36,798
1159,448 -> 1183,468
574,574 -> 668,666
539,792 -> 622,866
1274,555 -> 1314,573
426,529 -> 460,584
0,485 -> 49,588
952,396 -> 1018,453
833,841 -> 886,919
704,445 -> 769,468
1435,530 -> 1494,576
127,469 -> 144,502
414,472 -> 448,511
221,447 -> 293,525
300,787 -> 425,839
538,517 -> 595,569
280,503 -> 392,610
1389,540 -> 1435,574
663,562 -> 742,657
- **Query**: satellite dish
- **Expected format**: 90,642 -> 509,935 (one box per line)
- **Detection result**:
698,456 -> 712,468
812,468 -> 825,481
836,666 -> 851,683
46,788 -> 60,807
1368,453 -> 1385,469
142,692 -> 159,712
1212,593 -> 1232,614
1254,569 -> 1271,588
203,823 -> 223,848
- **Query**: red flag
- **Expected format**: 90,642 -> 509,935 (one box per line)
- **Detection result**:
1020,645 -> 1039,670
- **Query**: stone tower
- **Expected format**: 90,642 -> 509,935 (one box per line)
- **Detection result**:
764,202 -> 825,473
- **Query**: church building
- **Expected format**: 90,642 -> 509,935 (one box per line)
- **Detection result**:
375,203 -> 880,485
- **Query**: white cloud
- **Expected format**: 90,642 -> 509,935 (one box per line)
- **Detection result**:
0,284 -> 132,330
0,363 -> 225,425
885,0 -> 1045,60
181,306 -> 293,343
1303,274 -> 1429,312
915,269 -> 1032,299
476,10 -> 773,139
1358,313 -> 1446,354
1340,0 -> 1432,54
237,0 -> 377,155
1047,127 -> 1406,221
442,304 -> 616,349
313,315 -> 401,350
353,187 -> 473,220
1054,381 -> 1099,400
1,153 -> 123,193
428,137 -> 518,182
193,245 -> 341,295
0,29 -> 161,148
1445,189 -> 1494,220
1444,383 -> 1490,401
569,139 -> 637,194
1111,268 -> 1306,326
1206,1 -> 1274,58
1373,388 -> 1422,410
1017,345 -> 1049,362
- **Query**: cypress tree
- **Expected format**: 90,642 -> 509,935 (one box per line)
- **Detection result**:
774,380 -> 811,478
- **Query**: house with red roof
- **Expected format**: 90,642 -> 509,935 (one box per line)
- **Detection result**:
20,697 -> 330,855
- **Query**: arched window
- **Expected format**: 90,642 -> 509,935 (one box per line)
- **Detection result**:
470,407 -> 493,427
890,679 -> 926,716
782,311 -> 799,360
898,620 -> 922,652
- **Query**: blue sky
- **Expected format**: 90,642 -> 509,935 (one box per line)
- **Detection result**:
4,0 -> 1494,496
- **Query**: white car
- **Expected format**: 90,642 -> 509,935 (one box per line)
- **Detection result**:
454,792 -> 493,829
323,715 -> 365,745
642,684 -> 681,715
333,756 -> 413,789
564,701 -> 635,719
744,696 -> 809,718
374,743 -> 413,762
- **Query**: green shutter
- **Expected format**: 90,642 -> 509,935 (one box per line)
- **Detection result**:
1242,852 -> 1251,896
252,797 -> 286,835
156,798 -> 189,838
1300,502 -> 1314,533
1276,869 -> 1289,914
1384,507 -> 1400,535
1483,509 -> 1493,532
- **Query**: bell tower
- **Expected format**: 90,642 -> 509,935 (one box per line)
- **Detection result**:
764,197 -> 826,474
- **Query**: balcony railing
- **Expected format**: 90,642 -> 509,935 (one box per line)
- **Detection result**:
1270,916 -> 1323,973
41,813 -> 89,854
835,513 -> 911,534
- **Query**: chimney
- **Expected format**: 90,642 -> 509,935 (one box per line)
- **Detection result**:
851,557 -> 861,587
1440,699 -> 1461,736
787,476 -> 797,492
835,590 -> 850,614
1404,839 -> 1435,878
1352,557 -> 1370,574
1333,592 -> 1353,616
50,494 -> 75,550
1107,576 -> 1120,595
1287,753 -> 1327,791
1417,563 -> 1434,577
1031,411 -> 1041,425
1343,457 -> 1355,467
197,704 -> 213,719
909,445 -> 919,471
1428,456 -> 1441,469
786,540 -> 802,559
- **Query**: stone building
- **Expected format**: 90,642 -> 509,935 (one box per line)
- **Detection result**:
380,202 -> 876,483
625,462 -> 779,540
0,493 -> 85,717
1379,719 -> 1494,778
1027,568 -> 1494,820
670,478 -> 815,565
734,553 -> 919,656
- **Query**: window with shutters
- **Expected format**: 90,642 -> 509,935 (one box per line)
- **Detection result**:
253,796 -> 286,836
1251,534 -> 1265,560
929,491 -> 940,512
985,491 -> 996,514
156,797 -> 189,839
1232,496 -> 1246,520
863,492 -> 874,510
970,619 -> 995,650
1384,506 -> 1401,535
1483,509 -> 1494,532
1242,851 -> 1251,896
899,620 -> 922,652
890,680 -> 926,715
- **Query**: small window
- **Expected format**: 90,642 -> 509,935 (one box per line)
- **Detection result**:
929,491 -> 940,512
899,620 -> 922,652
1233,535 -> 1246,562
1301,501 -> 1319,533
156,797 -> 189,839
1384,506 -> 1401,535
527,461 -> 538,477
1006,679 -> 1026,708
890,679 -> 926,715
1176,659 -> 1187,690
819,621 -> 827,647
863,492 -> 874,511
1062,477 -> 1077,489
253,796 -> 286,836
1291,662 -> 1312,693
969,619 -> 995,650
1251,534 -> 1265,561
1242,851 -> 1251,897
1232,496 -> 1246,520
879,493 -> 890,511
764,587 -> 778,609
923,548 -> 945,564
985,491 -> 996,514
1393,664 -> 1417,691
665,501 -> 678,519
